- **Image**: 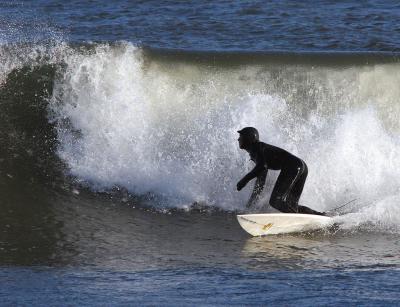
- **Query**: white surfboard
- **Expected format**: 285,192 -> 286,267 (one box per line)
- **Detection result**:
237,213 -> 333,236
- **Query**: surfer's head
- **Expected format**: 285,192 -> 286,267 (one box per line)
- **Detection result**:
237,127 -> 259,149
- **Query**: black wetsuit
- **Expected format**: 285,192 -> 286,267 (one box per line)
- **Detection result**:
240,141 -> 323,215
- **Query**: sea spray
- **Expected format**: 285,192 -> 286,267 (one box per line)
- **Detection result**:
47,43 -> 400,225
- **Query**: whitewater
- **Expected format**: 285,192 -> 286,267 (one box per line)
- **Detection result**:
1,42 -> 400,233
7,42 -> 387,232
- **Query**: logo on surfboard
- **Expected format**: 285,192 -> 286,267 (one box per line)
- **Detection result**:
262,223 -> 273,231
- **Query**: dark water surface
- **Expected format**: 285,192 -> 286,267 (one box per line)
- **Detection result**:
1,184 -> 399,305
1,0 -> 400,305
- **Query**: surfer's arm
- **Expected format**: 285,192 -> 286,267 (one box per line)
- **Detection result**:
237,153 -> 267,191
246,169 -> 267,208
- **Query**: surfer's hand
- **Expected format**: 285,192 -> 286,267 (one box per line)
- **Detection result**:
237,179 -> 247,191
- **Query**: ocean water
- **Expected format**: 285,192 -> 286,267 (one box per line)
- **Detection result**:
1,0 -> 400,305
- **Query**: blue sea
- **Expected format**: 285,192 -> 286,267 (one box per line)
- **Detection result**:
1,0 -> 400,305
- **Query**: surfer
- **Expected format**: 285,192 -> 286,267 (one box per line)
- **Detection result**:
236,127 -> 325,215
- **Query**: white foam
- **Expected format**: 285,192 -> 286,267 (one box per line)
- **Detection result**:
335,194 -> 400,233
47,42 -> 400,232
0,42 -> 68,84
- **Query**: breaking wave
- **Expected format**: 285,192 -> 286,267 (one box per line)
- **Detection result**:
1,41 -> 400,232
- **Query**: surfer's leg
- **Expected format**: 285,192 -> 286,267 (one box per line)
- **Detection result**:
289,160 -> 307,205
269,171 -> 297,213
291,161 -> 325,215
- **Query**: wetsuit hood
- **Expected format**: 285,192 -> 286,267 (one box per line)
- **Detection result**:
238,127 -> 259,150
